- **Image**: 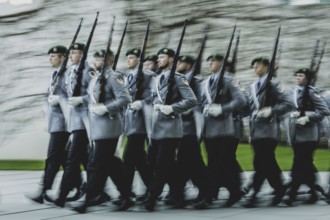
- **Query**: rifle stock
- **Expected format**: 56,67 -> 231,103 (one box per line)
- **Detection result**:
134,20 -> 150,101
72,12 -> 99,97
112,20 -> 128,71
164,19 -> 188,105
98,16 -> 116,103
52,18 -> 83,94
212,25 -> 236,103
258,26 -> 281,108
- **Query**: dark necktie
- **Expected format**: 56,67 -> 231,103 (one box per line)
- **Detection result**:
257,80 -> 261,91
209,75 -> 215,87
160,74 -> 166,86
128,74 -> 133,85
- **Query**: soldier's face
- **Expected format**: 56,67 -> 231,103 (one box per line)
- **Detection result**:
253,62 -> 268,77
49,54 -> 64,68
69,50 -> 83,65
176,61 -> 191,74
144,60 -> 157,71
158,54 -> 173,69
93,57 -> 104,69
208,59 -> 221,73
127,55 -> 139,69
295,73 -> 306,86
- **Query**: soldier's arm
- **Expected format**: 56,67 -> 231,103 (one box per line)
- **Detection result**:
105,73 -> 132,113
271,82 -> 293,116
171,75 -> 198,114
221,78 -> 246,113
306,88 -> 330,123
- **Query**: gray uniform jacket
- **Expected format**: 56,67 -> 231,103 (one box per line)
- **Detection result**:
151,70 -> 198,140
66,62 -> 93,132
47,69 -> 68,133
248,79 -> 292,141
124,70 -> 154,136
201,75 -> 246,139
288,86 -> 330,144
85,68 -> 131,141
181,71 -> 204,136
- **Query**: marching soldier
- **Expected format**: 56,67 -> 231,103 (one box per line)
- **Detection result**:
285,68 -> 330,206
244,57 -> 291,208
197,53 -> 246,208
143,54 -> 159,73
167,55 -> 209,207
122,48 -> 154,199
28,46 -> 71,204
144,48 -> 198,211
54,43 -> 92,207
73,49 -> 134,213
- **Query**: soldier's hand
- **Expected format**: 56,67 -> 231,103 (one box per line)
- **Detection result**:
130,100 -> 143,111
208,104 -> 222,117
90,104 -> 108,116
182,108 -> 192,115
296,116 -> 309,125
290,111 -> 300,118
257,107 -> 272,118
68,97 -> 83,106
160,105 -> 173,115
153,104 -> 161,110
48,95 -> 60,106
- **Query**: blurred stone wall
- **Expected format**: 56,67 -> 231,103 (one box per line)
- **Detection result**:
1,0 -> 330,150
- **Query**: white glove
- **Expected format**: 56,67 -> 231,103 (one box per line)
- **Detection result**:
182,108 -> 192,115
90,104 -> 108,116
154,104 -> 161,110
296,116 -> 309,125
68,96 -> 83,106
160,105 -> 173,115
290,111 -> 300,118
257,107 -> 272,118
48,95 -> 60,106
130,100 -> 143,111
207,104 -> 222,117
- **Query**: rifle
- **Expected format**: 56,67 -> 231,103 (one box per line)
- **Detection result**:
190,25 -> 208,79
212,25 -> 236,103
164,19 -> 188,105
258,26 -> 281,109
274,41 -> 282,77
310,40 -> 326,86
300,40 -> 326,117
228,30 -> 240,74
72,12 -> 99,97
98,16 -> 115,103
52,18 -> 83,94
112,20 -> 128,71
133,20 -> 150,101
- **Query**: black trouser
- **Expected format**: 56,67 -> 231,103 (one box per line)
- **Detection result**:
147,138 -> 179,198
251,138 -> 284,195
205,137 -> 242,198
85,138 -> 130,201
43,131 -> 70,191
123,134 -> 152,191
289,141 -> 318,199
171,135 -> 208,198
59,130 -> 89,198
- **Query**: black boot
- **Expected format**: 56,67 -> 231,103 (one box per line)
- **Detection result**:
224,192 -> 242,207
144,196 -> 157,212
27,190 -> 46,204
271,188 -> 285,206
243,194 -> 257,208
66,182 -> 87,202
115,197 -> 134,211
72,203 -> 87,214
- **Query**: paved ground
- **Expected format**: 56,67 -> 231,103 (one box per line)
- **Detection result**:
0,171 -> 329,220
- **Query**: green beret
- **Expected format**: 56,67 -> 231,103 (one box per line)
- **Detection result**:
48,45 -> 67,54
178,55 -> 195,65
69,43 -> 85,51
93,49 -> 114,58
251,57 -> 269,67
157,48 -> 175,57
294,68 -> 311,77
144,54 -> 158,62
126,48 -> 141,57
207,53 -> 224,62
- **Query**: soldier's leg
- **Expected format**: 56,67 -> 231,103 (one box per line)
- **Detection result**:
145,138 -> 178,211
55,129 -> 89,207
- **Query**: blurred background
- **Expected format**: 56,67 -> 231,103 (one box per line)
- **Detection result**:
0,0 -> 330,159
